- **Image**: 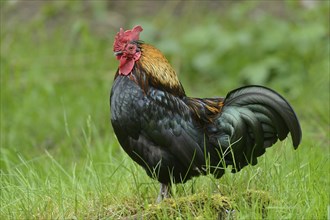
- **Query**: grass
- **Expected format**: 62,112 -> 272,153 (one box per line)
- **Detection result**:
1,1 -> 329,219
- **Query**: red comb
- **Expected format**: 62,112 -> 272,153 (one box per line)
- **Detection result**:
113,25 -> 143,52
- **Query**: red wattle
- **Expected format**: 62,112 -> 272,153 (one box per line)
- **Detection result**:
118,51 -> 141,76
119,56 -> 135,76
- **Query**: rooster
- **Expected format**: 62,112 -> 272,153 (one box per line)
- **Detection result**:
110,26 -> 302,202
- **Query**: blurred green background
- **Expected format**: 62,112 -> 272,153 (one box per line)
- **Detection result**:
1,0 -> 329,219
1,0 -> 328,158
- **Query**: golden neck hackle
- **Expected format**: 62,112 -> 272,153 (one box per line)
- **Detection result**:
138,44 -> 185,96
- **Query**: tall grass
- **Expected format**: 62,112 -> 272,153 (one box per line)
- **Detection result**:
1,1 -> 329,219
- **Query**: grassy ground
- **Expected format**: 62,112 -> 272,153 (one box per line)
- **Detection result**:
1,1 -> 329,219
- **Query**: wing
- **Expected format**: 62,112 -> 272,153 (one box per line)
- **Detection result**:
136,89 -> 207,182
208,85 -> 302,172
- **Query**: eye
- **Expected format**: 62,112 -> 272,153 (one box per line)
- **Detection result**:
126,43 -> 137,51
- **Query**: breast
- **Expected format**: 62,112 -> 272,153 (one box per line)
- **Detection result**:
109,75 -> 207,184
110,76 -> 146,139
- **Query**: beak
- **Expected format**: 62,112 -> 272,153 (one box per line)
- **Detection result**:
114,51 -> 123,56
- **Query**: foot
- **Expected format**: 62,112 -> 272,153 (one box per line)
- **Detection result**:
156,183 -> 171,203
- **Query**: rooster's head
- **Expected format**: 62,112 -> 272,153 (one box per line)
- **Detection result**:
113,25 -> 185,97
113,25 -> 143,76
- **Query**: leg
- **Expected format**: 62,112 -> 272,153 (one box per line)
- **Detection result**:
156,183 -> 171,203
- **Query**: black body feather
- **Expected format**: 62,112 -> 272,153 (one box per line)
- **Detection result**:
110,67 -> 302,184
